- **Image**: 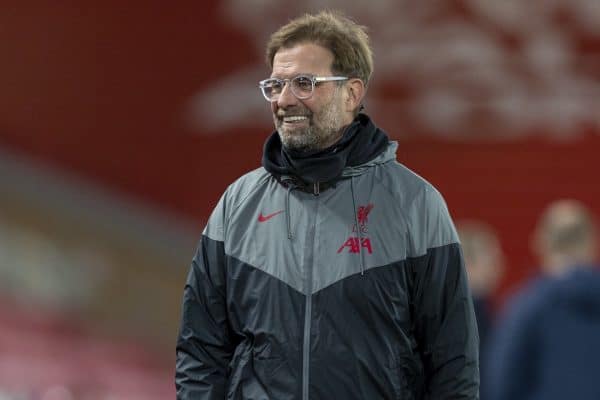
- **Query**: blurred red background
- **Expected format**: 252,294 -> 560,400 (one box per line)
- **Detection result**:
1,1 -> 598,397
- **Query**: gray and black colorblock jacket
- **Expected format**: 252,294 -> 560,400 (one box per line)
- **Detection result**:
176,117 -> 479,399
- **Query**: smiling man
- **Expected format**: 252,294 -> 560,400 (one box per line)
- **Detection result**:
176,11 -> 479,400
268,42 -> 357,153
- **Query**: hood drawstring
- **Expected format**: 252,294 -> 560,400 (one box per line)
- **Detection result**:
285,182 -> 298,240
285,180 -> 320,240
350,175 -> 365,276
285,176 -> 365,275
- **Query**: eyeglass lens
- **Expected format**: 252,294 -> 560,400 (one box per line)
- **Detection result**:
263,76 -> 314,100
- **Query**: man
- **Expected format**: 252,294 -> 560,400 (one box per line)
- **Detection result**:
457,221 -> 505,400
457,221 -> 504,342
486,199 -> 600,400
176,11 -> 479,400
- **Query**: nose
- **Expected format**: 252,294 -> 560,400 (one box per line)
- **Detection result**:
276,81 -> 298,108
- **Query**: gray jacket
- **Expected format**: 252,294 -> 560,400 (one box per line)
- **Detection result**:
176,140 -> 479,399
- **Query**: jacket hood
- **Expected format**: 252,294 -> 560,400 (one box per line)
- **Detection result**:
261,113 -> 389,186
341,141 -> 398,178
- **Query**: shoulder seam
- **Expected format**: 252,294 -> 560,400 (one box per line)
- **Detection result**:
225,169 -> 273,230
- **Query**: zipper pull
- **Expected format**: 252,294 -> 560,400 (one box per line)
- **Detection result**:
313,182 -> 320,196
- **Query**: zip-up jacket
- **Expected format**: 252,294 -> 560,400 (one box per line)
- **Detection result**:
176,115 -> 479,399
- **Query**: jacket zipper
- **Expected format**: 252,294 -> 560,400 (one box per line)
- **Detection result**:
302,192 -> 319,400
302,289 -> 312,400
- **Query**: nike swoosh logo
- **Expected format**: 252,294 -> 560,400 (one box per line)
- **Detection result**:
258,210 -> 284,222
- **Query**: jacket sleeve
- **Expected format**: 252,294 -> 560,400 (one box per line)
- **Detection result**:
175,194 -> 236,399
408,186 -> 480,399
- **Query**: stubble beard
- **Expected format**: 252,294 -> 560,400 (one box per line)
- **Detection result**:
276,92 -> 345,155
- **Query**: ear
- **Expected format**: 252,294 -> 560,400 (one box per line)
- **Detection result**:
345,78 -> 365,113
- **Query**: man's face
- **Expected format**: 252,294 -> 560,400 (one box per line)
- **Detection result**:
270,43 -> 353,154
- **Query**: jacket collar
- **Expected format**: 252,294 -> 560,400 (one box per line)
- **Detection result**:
261,113 -> 390,189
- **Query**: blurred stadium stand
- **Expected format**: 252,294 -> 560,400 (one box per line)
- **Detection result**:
0,1 -> 599,397
0,149 -> 194,398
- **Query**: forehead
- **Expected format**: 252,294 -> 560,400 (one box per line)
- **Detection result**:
271,43 -> 334,78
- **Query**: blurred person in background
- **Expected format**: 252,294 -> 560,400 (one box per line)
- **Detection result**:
457,221 -> 504,399
487,199 -> 600,400
176,10 -> 479,400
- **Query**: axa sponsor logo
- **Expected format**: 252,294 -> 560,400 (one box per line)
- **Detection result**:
337,203 -> 374,254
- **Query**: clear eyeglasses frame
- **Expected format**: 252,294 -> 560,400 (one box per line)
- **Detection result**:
258,75 -> 348,102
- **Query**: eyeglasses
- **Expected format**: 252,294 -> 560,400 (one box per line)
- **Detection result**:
259,75 -> 348,102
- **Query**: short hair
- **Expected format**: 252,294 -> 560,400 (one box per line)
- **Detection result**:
266,10 -> 374,87
536,199 -> 597,255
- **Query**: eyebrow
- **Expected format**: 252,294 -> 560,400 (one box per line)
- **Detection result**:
269,73 -> 316,79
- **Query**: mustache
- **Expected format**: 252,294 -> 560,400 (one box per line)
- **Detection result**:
276,110 -> 312,118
